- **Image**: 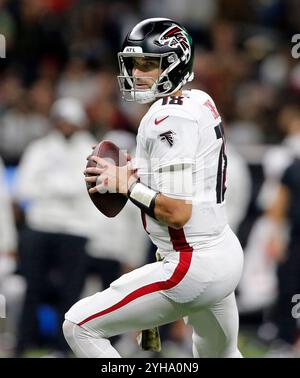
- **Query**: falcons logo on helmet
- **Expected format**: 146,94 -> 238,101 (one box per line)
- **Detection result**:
159,130 -> 176,147
158,26 -> 191,62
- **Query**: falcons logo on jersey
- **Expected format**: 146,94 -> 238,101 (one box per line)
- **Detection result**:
158,26 -> 191,62
159,130 -> 176,147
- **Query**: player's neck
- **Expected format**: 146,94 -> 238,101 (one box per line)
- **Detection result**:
148,89 -> 183,108
173,89 -> 183,97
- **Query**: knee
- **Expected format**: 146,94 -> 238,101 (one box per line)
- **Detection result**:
62,319 -> 91,357
192,332 -> 242,358
192,332 -> 215,358
63,319 -> 94,343
220,340 -> 243,358
63,319 -> 77,344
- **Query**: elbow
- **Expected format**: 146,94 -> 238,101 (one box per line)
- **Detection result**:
168,210 -> 191,230
156,197 -> 192,229
170,221 -> 186,230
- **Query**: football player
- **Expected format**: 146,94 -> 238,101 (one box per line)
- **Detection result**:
63,18 -> 244,358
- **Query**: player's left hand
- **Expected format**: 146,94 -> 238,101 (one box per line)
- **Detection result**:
84,155 -> 137,195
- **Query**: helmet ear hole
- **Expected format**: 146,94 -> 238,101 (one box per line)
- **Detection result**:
157,75 -> 172,92
161,53 -> 176,70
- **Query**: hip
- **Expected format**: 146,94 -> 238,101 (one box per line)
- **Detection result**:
160,226 -> 244,303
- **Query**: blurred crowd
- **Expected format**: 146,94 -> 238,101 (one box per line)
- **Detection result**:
0,0 -> 300,357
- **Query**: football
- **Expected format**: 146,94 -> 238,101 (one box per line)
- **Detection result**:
86,140 -> 128,217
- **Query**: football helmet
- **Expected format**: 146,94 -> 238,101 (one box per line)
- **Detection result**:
118,18 -> 194,104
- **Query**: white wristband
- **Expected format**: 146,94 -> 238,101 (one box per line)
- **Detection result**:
128,181 -> 159,219
130,182 -> 157,207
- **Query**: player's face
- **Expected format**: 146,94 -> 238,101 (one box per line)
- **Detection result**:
132,57 -> 161,89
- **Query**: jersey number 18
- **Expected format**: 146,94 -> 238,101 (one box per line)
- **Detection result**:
214,123 -> 227,204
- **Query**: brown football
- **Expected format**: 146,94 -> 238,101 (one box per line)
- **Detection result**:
86,140 -> 128,217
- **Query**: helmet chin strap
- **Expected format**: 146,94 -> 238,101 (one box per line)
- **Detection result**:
130,82 -> 157,104
134,91 -> 156,104
128,69 -> 192,104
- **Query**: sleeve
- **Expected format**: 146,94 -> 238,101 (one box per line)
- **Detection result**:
146,110 -> 199,170
144,109 -> 199,199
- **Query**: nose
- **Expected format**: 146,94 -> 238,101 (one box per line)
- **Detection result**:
132,67 -> 143,77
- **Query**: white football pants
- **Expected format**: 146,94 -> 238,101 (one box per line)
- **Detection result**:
64,226 -> 244,358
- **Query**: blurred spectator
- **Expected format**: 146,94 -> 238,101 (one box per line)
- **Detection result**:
0,156 -> 17,256
263,109 -> 300,356
0,73 -> 24,114
11,0 -> 68,84
46,0 -> 74,14
258,105 -> 300,210
225,143 -> 252,233
0,87 -> 51,166
0,0 -> 16,51
28,79 -> 55,117
66,1 -> 122,67
228,82 -> 275,145
14,97 -> 97,356
90,98 -> 133,139
119,101 -> 148,133
237,106 -> 300,316
193,20 -> 251,121
0,155 -> 24,356
264,156 -> 300,357
84,130 -> 148,295
218,0 -> 256,22
285,0 -> 300,32
259,48 -> 291,90
237,106 -> 300,343
141,0 -> 218,30
56,56 -> 99,105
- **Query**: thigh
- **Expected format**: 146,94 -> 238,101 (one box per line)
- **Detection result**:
65,262 -> 185,338
186,292 -> 240,358
163,227 -> 243,305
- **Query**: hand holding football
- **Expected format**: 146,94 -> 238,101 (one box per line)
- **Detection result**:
85,140 -> 129,217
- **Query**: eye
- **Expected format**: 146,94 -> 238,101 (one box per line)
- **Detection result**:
133,59 -> 159,71
146,60 -> 160,69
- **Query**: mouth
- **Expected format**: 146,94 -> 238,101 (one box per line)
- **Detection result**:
135,83 -> 149,90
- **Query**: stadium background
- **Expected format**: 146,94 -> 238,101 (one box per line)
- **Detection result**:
0,0 -> 299,357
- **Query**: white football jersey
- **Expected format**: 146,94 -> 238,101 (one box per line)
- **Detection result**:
133,89 -> 228,254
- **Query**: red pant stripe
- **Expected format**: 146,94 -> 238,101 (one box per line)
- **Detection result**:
78,227 -> 192,326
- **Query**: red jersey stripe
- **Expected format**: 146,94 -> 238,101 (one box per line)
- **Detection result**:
78,227 -> 193,326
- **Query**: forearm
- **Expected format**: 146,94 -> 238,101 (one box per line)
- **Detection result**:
127,179 -> 192,229
154,194 -> 191,229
